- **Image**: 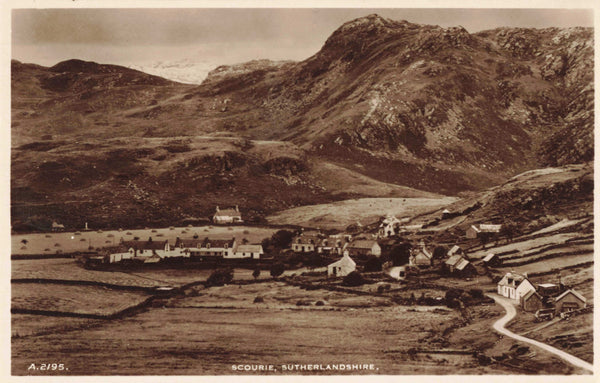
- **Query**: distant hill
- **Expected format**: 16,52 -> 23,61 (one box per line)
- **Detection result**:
10,15 -> 594,229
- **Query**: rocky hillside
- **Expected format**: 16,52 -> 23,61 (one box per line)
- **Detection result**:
11,15 -> 593,229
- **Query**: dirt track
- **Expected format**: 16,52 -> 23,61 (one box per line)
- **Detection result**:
488,294 -> 593,374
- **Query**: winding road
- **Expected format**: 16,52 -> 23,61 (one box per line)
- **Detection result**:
488,294 -> 594,373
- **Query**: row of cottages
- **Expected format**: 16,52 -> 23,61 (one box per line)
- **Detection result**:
174,237 -> 237,258
212,206 -> 243,224
466,224 -> 502,239
108,237 -> 263,263
108,239 -> 171,264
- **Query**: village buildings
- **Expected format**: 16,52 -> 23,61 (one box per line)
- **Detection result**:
212,206 -> 243,224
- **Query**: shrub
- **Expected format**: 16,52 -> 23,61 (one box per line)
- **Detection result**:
342,271 -> 365,287
253,296 -> 264,303
252,268 -> 261,280
364,256 -> 382,272
270,263 -> 285,278
469,288 -> 484,299
206,268 -> 234,287
315,300 -> 325,306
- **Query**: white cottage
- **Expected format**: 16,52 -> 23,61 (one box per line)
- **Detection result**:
230,244 -> 263,259
327,254 -> 356,277
497,272 -> 536,301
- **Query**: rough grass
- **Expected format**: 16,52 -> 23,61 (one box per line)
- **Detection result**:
267,197 -> 457,230
11,283 -> 148,315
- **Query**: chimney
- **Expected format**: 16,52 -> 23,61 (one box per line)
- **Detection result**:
216,206 -> 220,212
235,205 -> 239,212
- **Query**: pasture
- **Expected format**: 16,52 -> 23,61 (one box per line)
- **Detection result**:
12,225 -> 279,256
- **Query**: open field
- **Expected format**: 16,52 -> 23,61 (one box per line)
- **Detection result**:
267,197 -> 457,230
12,281 -> 584,375
12,225 -> 278,256
11,258 -> 271,287
12,283 -> 149,315
12,315 -> 104,338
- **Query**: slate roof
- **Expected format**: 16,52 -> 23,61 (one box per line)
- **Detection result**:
555,289 -> 586,303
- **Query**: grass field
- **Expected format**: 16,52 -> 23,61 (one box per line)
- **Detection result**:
11,225 -> 278,255
267,197 -> 457,230
12,281 -> 583,375
11,283 -> 149,315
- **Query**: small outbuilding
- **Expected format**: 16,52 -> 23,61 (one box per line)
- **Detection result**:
482,253 -> 502,267
520,290 -> 544,312
327,253 -> 356,278
554,289 -> 586,314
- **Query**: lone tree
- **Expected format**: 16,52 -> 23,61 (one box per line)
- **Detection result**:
252,268 -> 261,280
270,262 -> 285,278
270,230 -> 294,249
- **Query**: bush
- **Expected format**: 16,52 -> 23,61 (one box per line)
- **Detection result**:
206,268 -> 234,287
315,300 -> 325,306
252,268 -> 261,280
342,271 -> 365,287
469,288 -> 484,299
270,262 -> 285,278
253,296 -> 264,303
445,288 -> 464,308
364,256 -> 382,272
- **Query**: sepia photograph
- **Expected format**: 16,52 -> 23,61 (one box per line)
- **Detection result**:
6,2 -> 596,378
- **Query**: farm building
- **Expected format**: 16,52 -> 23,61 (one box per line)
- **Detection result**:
520,290 -> 544,312
386,266 -> 407,280
213,206 -> 243,224
482,253 -> 502,267
409,246 -> 433,268
554,289 -> 586,314
291,235 -> 320,253
51,221 -> 65,232
537,283 -> 561,298
441,209 -> 452,219
230,244 -> 263,259
327,253 -> 356,277
345,239 -> 382,257
466,224 -> 502,239
447,245 -> 464,257
443,254 -> 476,276
497,272 -> 536,301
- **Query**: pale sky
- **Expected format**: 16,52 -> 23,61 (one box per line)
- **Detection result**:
12,8 -> 595,68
